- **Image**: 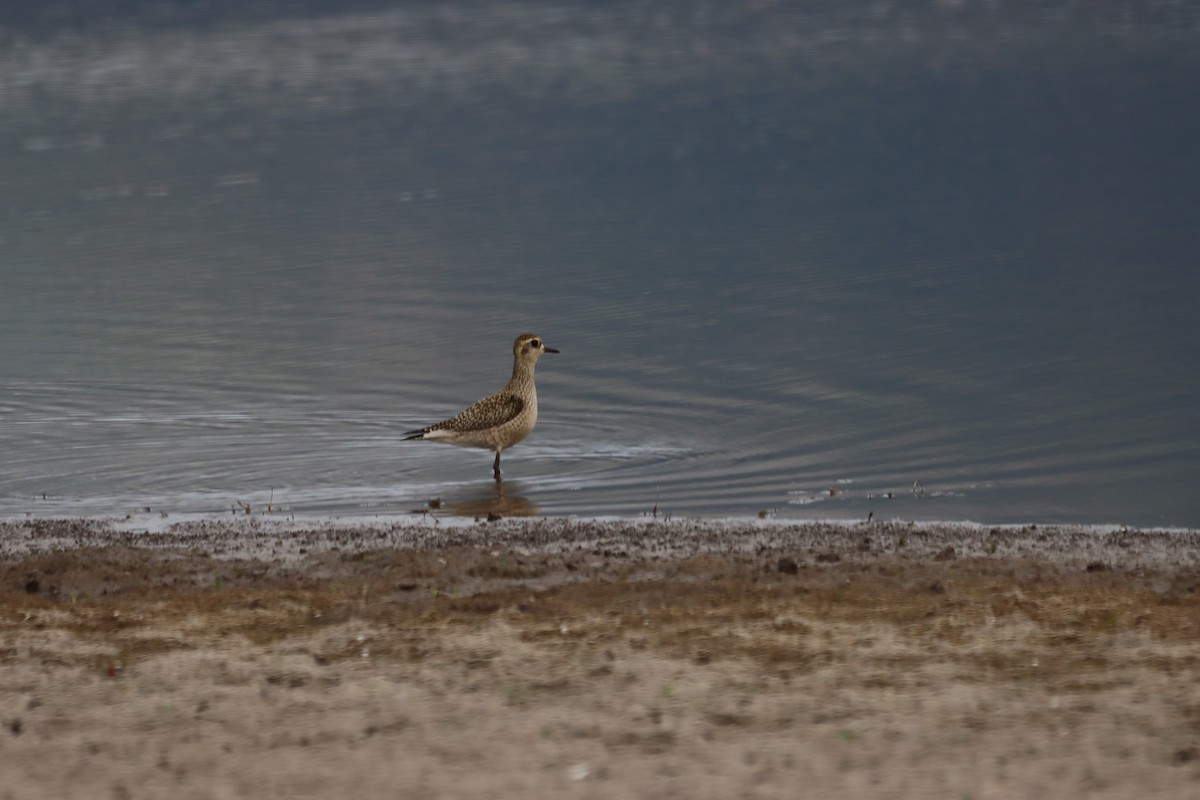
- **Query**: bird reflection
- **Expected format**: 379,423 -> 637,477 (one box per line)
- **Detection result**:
437,479 -> 539,518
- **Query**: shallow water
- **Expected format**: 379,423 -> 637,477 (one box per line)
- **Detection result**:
2,3 -> 1199,526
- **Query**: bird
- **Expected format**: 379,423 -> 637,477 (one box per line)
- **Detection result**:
403,333 -> 558,481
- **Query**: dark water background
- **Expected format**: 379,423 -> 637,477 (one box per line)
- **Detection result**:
2,2 -> 1198,526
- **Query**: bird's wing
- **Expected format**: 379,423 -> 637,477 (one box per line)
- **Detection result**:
405,392 -> 524,437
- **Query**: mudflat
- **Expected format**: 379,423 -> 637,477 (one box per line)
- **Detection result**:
2,517 -> 1199,798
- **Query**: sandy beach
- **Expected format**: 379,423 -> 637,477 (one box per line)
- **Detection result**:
2,516 -> 1199,798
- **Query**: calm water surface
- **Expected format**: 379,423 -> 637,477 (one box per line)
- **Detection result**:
2,3 -> 1198,526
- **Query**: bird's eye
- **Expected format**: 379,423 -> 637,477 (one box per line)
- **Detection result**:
531,339 -> 541,348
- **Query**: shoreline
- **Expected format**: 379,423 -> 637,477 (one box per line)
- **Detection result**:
5,514 -> 1198,559
3,518 -> 1199,798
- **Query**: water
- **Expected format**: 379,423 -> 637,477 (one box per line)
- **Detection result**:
2,3 -> 1199,526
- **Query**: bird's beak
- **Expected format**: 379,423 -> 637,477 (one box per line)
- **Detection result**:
544,346 -> 560,354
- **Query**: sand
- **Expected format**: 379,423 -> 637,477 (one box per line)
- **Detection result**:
2,516 -> 1199,798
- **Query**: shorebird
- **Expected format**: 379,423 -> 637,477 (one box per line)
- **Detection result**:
404,333 -> 558,481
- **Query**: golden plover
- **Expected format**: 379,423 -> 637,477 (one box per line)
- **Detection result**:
404,333 -> 558,480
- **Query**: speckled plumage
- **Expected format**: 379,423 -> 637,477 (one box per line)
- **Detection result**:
404,333 -> 558,480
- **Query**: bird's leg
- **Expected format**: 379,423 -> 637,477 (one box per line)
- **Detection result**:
493,451 -> 502,482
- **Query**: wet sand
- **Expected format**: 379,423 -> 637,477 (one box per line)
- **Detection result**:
2,517 -> 1199,798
